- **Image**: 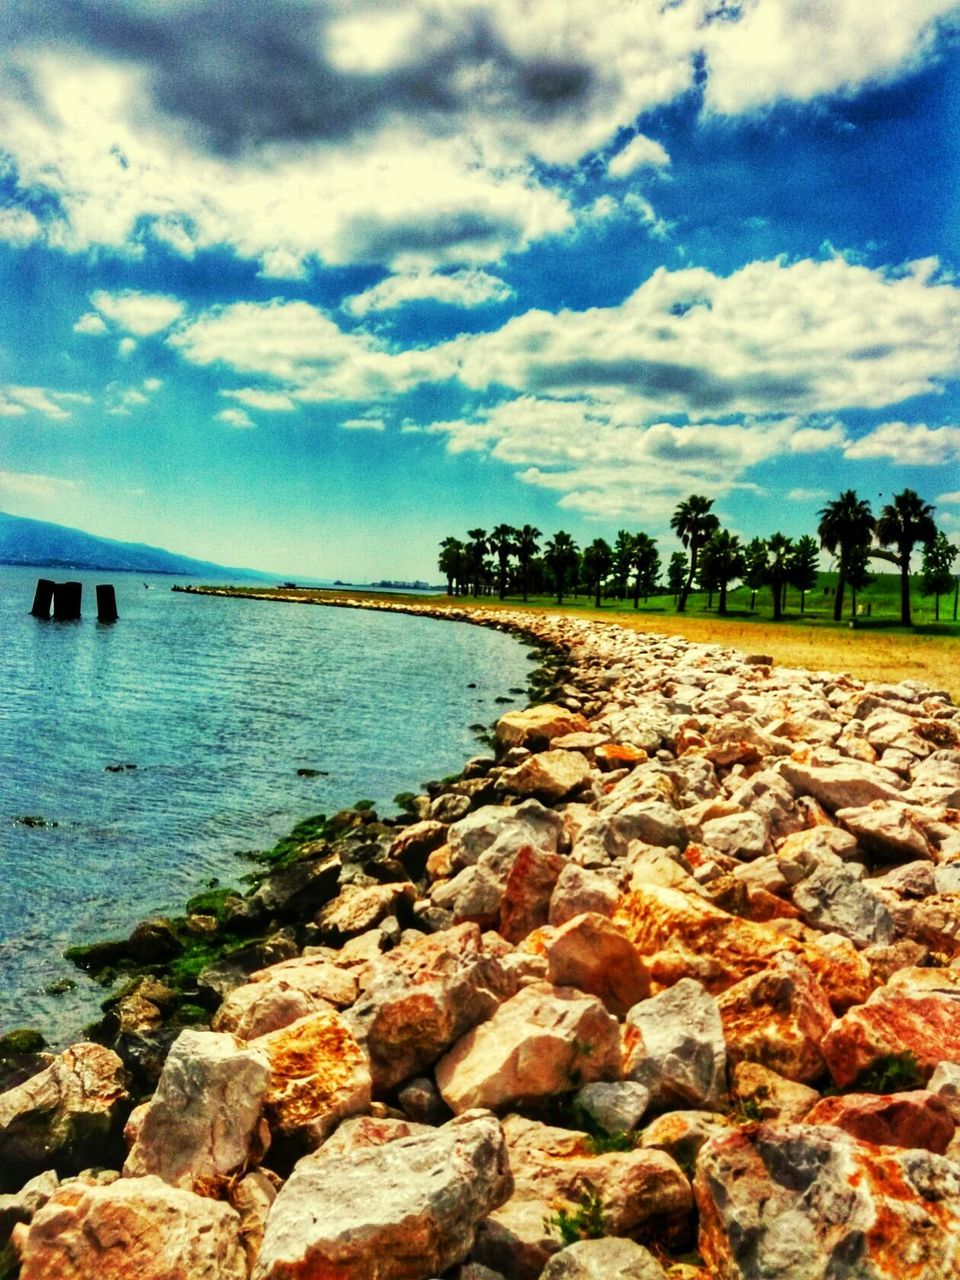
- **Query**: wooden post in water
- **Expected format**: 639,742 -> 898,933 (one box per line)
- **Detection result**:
53,581 -> 82,621
96,584 -> 118,623
30,578 -> 55,619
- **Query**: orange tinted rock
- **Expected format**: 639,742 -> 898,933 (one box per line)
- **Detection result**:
821,969 -> 960,1089
537,912 -> 650,1016
695,1123 -> 960,1279
805,1090 -> 954,1154
717,955 -> 833,1084
499,845 -> 568,943
252,1008 -> 371,1148
731,1061 -> 820,1124
595,743 -> 648,772
497,750 -> 594,802
17,1175 -> 247,1280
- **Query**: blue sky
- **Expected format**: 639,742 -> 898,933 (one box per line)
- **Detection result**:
1,0 -> 959,580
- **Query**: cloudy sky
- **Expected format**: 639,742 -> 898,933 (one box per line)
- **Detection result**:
2,0 -> 959,579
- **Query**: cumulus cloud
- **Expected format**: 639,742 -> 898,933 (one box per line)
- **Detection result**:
118,337 -> 137,358
91,290 -> 185,335
607,133 -> 671,177
787,487 -> 830,501
844,421 -> 960,465
0,2 -> 954,272
216,407 -> 255,429
74,312 -> 108,335
221,388 -> 297,412
1,385 -> 80,419
938,491 -> 960,504
342,416 -> 386,430
345,269 -> 514,316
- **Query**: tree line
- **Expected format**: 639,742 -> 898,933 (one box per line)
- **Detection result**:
438,489 -> 960,627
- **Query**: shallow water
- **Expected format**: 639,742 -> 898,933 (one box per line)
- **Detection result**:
0,567 -> 533,1042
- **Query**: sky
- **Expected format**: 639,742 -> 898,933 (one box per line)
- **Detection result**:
1,0 -> 959,581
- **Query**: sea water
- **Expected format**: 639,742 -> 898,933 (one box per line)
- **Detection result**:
0,567 -> 533,1043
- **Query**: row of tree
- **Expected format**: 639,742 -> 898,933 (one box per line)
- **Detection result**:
438,489 -> 960,626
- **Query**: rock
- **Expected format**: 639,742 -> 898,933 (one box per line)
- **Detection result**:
695,1123 -> 960,1279
804,1090 -> 955,1153
398,1076 -> 450,1126
699,811 -> 770,861
252,1008 -> 371,1151
499,846 -> 568,943
821,967 -> 960,1088
532,913 -> 650,1016
212,954 -> 358,1041
315,881 -> 416,944
640,1109 -> 730,1173
716,955 -> 833,1084
125,917 -> 184,965
436,983 -> 620,1113
389,819 -> 448,876
230,1169 -> 280,1273
779,755 -> 904,812
877,860 -> 937,898
929,1061 -> 960,1119
835,801 -> 936,863
540,1237 -> 668,1280
15,1175 -> 247,1279
775,823 -> 860,866
430,792 -> 473,823
123,1029 -> 270,1194
496,704 -> 591,751
622,978 -> 727,1112
549,864 -> 621,926
613,883 -> 800,994
496,750 -> 593,801
594,744 -> 648,772
574,1081 -> 651,1135
730,1062 -> 820,1124
446,800 -> 564,873
790,861 -> 895,948
0,1043 -> 128,1190
474,1114 -> 692,1280
348,923 -> 515,1090
607,801 -> 689,851
0,1170 -> 58,1245
252,1110 -> 511,1280
249,851 -> 341,922
319,1114 -> 433,1157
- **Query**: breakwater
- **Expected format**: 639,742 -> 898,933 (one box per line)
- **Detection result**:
3,595 -> 960,1279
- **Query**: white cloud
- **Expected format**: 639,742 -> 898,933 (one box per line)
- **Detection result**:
0,393 -> 27,417
343,416 -> 386,431
702,1 -> 959,115
118,337 -> 137,358
345,269 -> 514,316
608,134 -> 671,178
73,312 -> 108,335
216,407 -> 255,429
91,289 -> 185,335
2,385 -> 77,419
938,491 -> 960,504
221,388 -> 297,412
844,421 -> 960,465
0,469 -> 77,499
0,207 -> 42,246
142,378 -> 164,393
787,487 -> 830,502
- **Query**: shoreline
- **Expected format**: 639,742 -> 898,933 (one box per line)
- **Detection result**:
4,596 -> 960,1277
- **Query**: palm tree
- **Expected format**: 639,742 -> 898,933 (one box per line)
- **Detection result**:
545,531 -> 579,606
613,530 -> 635,599
765,532 -> 793,622
789,535 -> 820,614
742,538 -> 768,611
466,528 -> 488,597
514,524 -> 541,602
666,551 -> 687,606
630,533 -> 660,607
876,489 -> 937,627
582,537 -> 613,608
438,536 -> 466,596
817,490 -> 875,623
670,495 -> 720,612
699,529 -> 744,616
488,523 -> 518,600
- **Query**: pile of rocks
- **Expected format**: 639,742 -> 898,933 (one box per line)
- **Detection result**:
3,600 -> 960,1280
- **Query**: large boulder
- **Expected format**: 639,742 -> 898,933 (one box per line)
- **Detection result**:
804,1090 -> 955,1154
252,1007 -> 371,1150
15,1175 -> 247,1280
445,800 -> 563,874
252,1110 -> 511,1280
496,705 -> 590,751
779,755 -> 904,812
436,983 -> 620,1113
695,1123 -> 960,1279
716,955 -> 833,1084
123,1029 -> 270,1193
0,1042 -> 128,1190
790,862 -> 895,948
348,923 -> 515,1090
212,955 -> 358,1040
473,1114 -> 692,1280
821,967 -> 960,1088
496,751 -> 594,802
835,802 -> 936,863
539,1238 -> 668,1280
527,913 -> 650,1016
498,846 -> 569,943
622,978 -> 727,1112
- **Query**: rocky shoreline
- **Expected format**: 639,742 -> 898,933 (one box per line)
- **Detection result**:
3,597 -> 960,1278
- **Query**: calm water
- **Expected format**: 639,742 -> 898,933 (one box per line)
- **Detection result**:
0,568 -> 533,1042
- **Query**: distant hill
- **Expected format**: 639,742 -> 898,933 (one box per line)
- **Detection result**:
0,511 -> 274,580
